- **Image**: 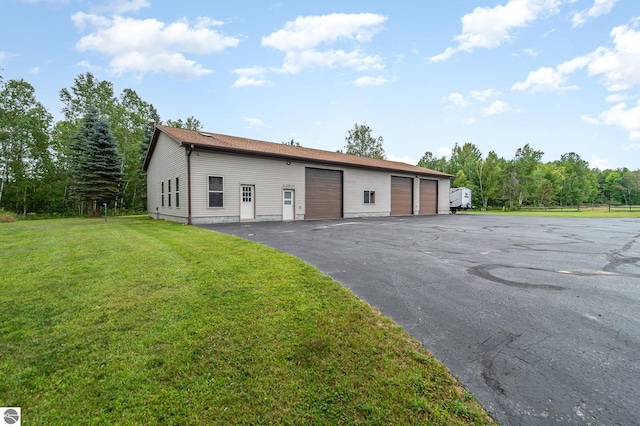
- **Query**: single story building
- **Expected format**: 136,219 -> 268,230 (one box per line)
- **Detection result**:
143,125 -> 453,224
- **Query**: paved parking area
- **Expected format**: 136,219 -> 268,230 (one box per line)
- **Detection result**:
200,215 -> 640,425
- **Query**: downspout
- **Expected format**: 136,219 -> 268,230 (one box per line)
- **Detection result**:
187,144 -> 194,225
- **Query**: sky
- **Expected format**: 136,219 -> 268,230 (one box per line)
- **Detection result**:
1,0 -> 639,170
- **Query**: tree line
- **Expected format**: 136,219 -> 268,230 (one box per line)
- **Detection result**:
334,124 -> 640,210
419,143 -> 640,210
2,72 -> 638,216
0,72 -> 201,216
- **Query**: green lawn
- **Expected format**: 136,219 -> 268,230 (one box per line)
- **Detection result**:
0,217 -> 494,425
460,209 -> 640,218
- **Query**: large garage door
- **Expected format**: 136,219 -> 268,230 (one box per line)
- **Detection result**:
419,179 -> 438,215
305,168 -> 343,219
391,176 -> 413,216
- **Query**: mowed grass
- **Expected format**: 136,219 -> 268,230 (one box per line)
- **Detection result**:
0,217 -> 494,425
462,209 -> 640,218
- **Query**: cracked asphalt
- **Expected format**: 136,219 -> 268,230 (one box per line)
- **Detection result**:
199,215 -> 640,425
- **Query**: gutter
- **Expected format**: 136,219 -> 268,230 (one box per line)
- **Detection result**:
187,144 -> 194,225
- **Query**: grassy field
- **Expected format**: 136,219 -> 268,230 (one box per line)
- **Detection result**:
459,208 -> 640,218
0,217 -> 494,425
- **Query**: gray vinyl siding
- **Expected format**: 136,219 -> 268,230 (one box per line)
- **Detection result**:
146,134 -> 188,222
342,168 -> 391,217
437,178 -> 451,214
189,151 -> 451,222
146,130 -> 452,223
190,151 -> 306,223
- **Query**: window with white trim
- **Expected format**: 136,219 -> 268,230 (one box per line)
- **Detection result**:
208,176 -> 224,207
364,190 -> 376,204
175,177 -> 180,208
167,179 -> 171,207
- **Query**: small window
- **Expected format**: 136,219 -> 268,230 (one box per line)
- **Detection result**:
242,186 -> 252,202
208,176 -> 224,208
168,179 -> 171,193
161,181 -> 165,207
364,190 -> 376,204
168,193 -> 171,207
175,177 -> 180,208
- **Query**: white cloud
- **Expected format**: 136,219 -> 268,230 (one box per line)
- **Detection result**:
244,117 -> 265,129
28,67 -> 40,74
599,102 -> 640,139
587,23 -> 640,91
73,13 -> 239,78
430,0 -> 566,62
111,0 -> 149,13
437,146 -> 452,159
556,53 -> 597,74
461,118 -> 476,125
580,114 -> 600,125
483,100 -> 510,116
512,65 -> 578,93
91,0 -> 150,14
232,76 -> 272,88
523,48 -> 539,57
0,51 -> 6,63
623,143 -> 640,150
353,76 -> 388,86
470,88 -> 501,101
583,101 -> 640,139
280,49 -> 383,74
605,93 -> 631,103
572,0 -> 620,27
232,67 -> 273,88
262,13 -> 386,74
514,22 -> 640,94
589,155 -> 610,170
429,47 -> 456,63
445,92 -> 471,108
262,13 -> 386,51
387,154 -> 418,165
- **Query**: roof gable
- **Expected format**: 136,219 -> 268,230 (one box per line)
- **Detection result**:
144,125 -> 452,178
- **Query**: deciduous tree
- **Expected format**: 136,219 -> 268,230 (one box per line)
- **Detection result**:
477,151 -> 502,210
166,116 -> 203,131
343,123 -> 385,159
417,151 -> 448,172
449,142 -> 482,198
513,144 -> 543,207
0,78 -> 53,213
555,152 -> 597,207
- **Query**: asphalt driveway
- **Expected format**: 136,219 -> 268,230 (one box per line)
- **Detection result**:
199,215 -> 640,425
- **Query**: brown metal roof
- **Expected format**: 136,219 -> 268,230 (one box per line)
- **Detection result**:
144,125 -> 452,178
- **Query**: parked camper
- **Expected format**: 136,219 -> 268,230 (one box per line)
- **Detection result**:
450,187 -> 472,213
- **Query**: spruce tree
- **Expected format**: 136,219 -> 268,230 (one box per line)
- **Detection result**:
70,107 -> 123,217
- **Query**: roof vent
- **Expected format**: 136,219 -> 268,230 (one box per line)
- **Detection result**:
198,132 -> 212,138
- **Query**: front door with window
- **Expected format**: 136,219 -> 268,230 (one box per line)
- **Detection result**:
240,185 -> 255,220
283,189 -> 294,221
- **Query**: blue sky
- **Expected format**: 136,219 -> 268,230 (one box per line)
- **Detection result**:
2,0 -> 639,169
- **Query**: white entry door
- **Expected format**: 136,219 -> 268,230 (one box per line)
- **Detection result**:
240,185 -> 255,220
283,189 -> 294,221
